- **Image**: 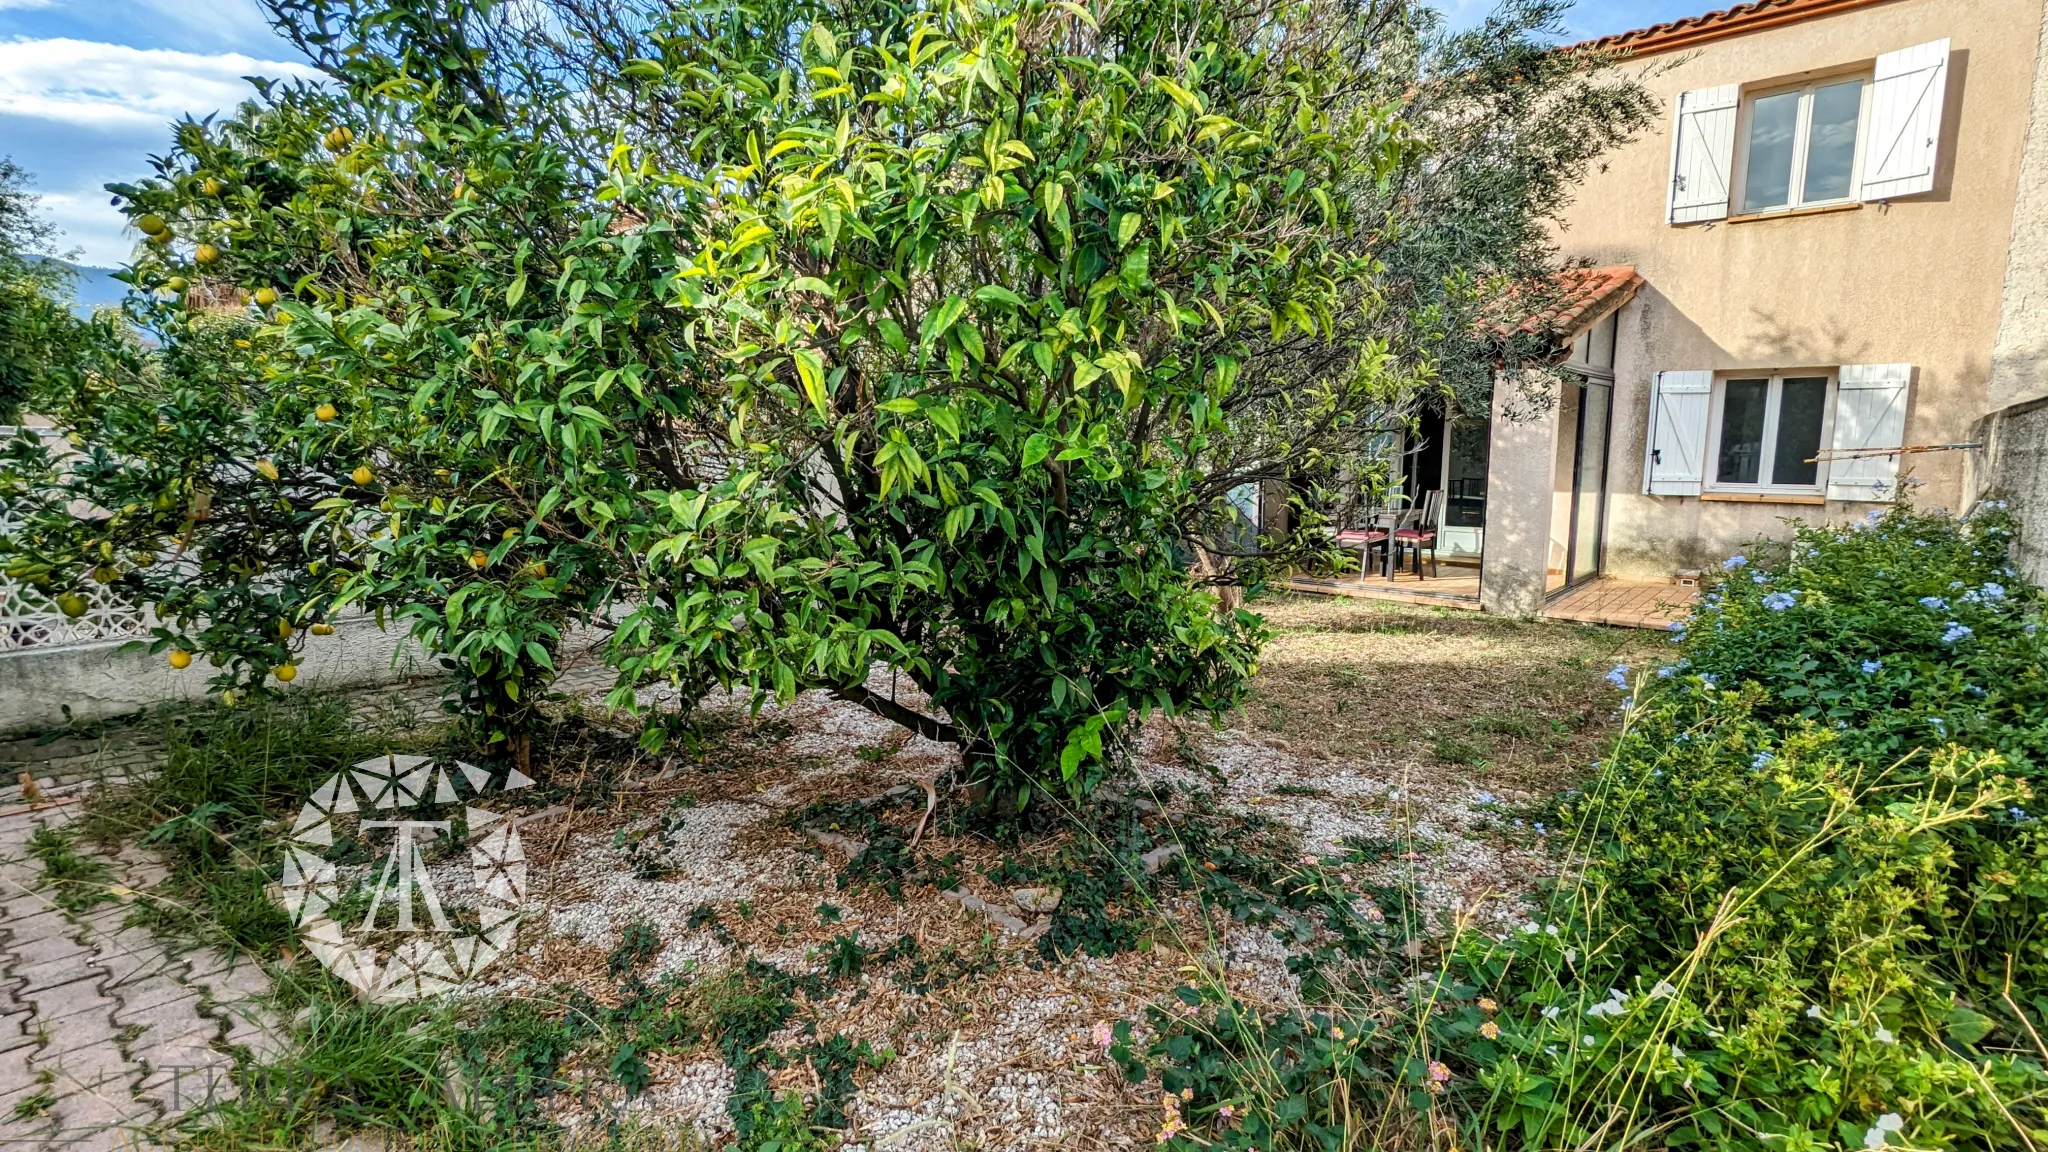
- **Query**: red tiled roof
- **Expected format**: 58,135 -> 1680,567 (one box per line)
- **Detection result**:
1511,265 -> 1643,338
1577,0 -> 1904,57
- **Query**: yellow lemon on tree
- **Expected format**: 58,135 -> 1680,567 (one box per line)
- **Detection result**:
202,177 -> 226,196
136,213 -> 167,236
275,664 -> 297,683
315,402 -> 338,421
528,561 -> 548,578
168,649 -> 193,670
165,276 -> 188,293
146,229 -> 174,245
325,126 -> 354,152
351,464 -> 374,486
255,458 -> 279,481
254,286 -> 279,307
468,550 -> 489,570
276,619 -> 294,640
194,243 -> 220,265
310,622 -> 335,636
55,592 -> 88,619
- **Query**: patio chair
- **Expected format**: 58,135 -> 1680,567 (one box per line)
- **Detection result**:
1332,519 -> 1390,579
1393,489 -> 1445,578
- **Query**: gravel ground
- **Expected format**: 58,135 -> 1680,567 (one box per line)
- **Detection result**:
416,595 -> 1642,1148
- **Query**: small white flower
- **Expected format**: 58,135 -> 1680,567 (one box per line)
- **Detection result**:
1565,948 -> 1578,965
1806,1004 -> 1823,1019
1874,1027 -> 1895,1044
1582,1035 -> 1596,1046
1650,981 -> 1677,1000
1542,1006 -> 1561,1019
1670,1044 -> 1684,1060
1544,923 -> 1559,936
1864,1113 -> 1906,1149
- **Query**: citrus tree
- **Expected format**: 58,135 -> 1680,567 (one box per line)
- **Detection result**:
3,0 -> 1646,802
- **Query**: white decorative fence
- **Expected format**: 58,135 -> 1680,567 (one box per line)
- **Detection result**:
0,427 -> 152,652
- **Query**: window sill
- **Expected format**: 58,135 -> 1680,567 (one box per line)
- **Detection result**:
1701,491 -> 1827,505
1726,201 -> 1862,224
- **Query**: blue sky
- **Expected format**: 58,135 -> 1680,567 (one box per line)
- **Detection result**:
2,0 -> 1711,267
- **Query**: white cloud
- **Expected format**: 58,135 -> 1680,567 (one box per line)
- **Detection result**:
0,0 -> 60,11
0,37 -> 319,131
0,38 -> 321,266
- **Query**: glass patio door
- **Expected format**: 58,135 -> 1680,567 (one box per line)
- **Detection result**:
1564,380 -> 1612,587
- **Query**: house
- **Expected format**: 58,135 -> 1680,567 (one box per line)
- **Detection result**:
1464,0 -> 2048,617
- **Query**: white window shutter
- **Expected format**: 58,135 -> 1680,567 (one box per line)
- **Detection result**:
1827,364 -> 1913,501
1645,371 -> 1712,496
1861,39 -> 1951,201
1667,85 -> 1740,224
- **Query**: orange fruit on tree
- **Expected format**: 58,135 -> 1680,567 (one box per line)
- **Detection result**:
468,550 -> 489,570
136,213 -> 167,236
310,622 -> 335,636
194,243 -> 220,264
315,402 -> 338,421
168,649 -> 193,670
351,464 -> 374,486
203,178 -> 226,196
254,286 -> 279,307
275,664 -> 297,683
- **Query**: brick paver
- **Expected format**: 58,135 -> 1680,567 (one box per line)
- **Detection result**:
0,802 -> 275,1150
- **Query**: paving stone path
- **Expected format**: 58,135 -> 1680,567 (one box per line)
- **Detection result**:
0,723 -> 282,1151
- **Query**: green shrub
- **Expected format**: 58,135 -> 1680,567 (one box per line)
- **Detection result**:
1132,506 -> 2048,1151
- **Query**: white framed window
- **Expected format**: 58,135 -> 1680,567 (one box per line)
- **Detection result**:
1705,373 -> 1836,494
1732,75 -> 1873,214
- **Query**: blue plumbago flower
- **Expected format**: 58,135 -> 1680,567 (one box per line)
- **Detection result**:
1751,751 -> 1774,770
1534,822 -> 1548,836
1699,673 -> 1718,688
1966,684 -> 1986,698
1950,580 -> 1966,590
2027,622 -> 2040,636
1723,555 -> 1749,570
1942,622 -> 1973,645
1618,695 -> 1634,710
1860,509 -> 1885,528
1751,571 -> 1769,584
1961,583 -> 2006,605
1930,717 -> 1948,733
1762,591 -> 1798,611
1918,596 -> 1948,610
1605,665 -> 1630,689
1475,791 -> 1496,805
2009,807 -> 2029,822
1861,659 -> 1882,675
1668,620 -> 1688,638
1657,666 -> 1676,679
1514,818 -> 1526,828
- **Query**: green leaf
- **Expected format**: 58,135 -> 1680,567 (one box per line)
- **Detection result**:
1946,1007 -> 1995,1045
788,276 -> 835,297
792,348 -> 829,416
1021,434 -> 1051,468
972,285 -> 1026,307
506,274 -> 527,307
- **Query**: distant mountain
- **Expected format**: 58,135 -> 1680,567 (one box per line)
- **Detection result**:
20,255 -> 129,316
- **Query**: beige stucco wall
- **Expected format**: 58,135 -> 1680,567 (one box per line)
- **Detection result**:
1549,0 -> 2044,578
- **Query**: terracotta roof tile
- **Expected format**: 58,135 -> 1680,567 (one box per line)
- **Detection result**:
1494,265 -> 1643,339
1576,0 -> 1903,57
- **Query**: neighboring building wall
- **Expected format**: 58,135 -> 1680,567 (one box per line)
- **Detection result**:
1978,398 -> 2048,580
1555,0 -> 2045,579
1988,0 -> 2048,412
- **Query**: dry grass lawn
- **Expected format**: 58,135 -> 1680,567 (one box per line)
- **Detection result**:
1239,592 -> 1667,792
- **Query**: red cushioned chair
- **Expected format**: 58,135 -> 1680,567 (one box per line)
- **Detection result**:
1333,520 -> 1390,579
1392,489 -> 1445,578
